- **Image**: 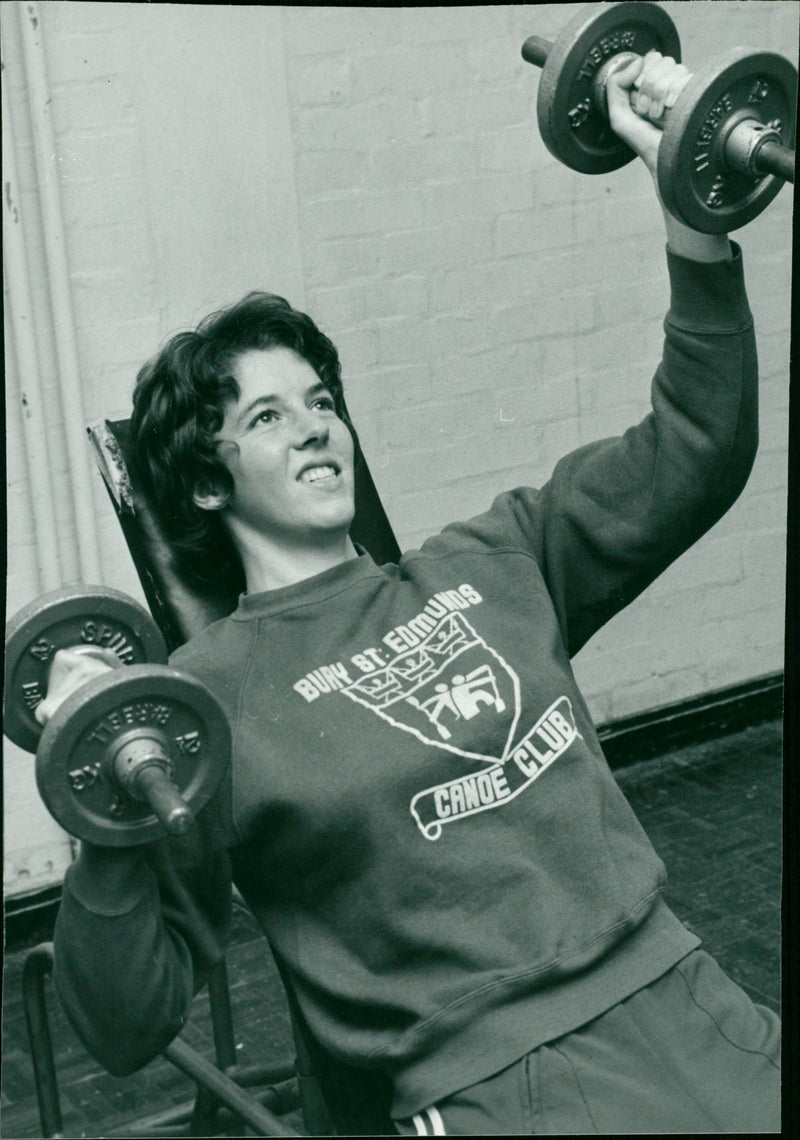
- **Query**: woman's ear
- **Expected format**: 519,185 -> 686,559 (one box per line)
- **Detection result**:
193,478 -> 230,512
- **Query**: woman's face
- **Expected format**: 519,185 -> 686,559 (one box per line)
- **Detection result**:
208,345 -> 355,550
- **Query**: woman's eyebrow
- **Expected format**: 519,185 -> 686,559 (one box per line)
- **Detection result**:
236,394 -> 278,428
306,381 -> 330,400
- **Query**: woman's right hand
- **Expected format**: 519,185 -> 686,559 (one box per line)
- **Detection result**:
34,646 -> 122,725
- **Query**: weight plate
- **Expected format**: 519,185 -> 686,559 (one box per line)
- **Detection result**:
4,585 -> 168,753
659,48 -> 797,232
537,1 -> 681,174
36,665 -> 230,846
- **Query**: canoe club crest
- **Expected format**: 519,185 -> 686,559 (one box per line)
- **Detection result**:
292,588 -> 582,839
345,611 -> 521,765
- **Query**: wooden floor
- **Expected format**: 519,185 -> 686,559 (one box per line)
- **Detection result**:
1,720 -> 783,1138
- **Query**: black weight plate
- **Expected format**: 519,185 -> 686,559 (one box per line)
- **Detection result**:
4,584 -> 168,753
537,1 -> 681,174
35,665 -> 230,846
659,48 -> 797,233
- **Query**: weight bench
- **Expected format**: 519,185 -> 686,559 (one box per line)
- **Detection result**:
21,409 -> 399,1137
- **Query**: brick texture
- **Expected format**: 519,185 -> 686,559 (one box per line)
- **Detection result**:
280,2 -> 795,721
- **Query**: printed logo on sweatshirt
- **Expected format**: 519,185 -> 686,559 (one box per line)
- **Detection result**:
344,611 -> 522,766
294,585 -> 519,764
292,584 -> 581,838
411,695 -> 580,839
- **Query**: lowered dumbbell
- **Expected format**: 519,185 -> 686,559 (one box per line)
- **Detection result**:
522,1 -> 796,232
4,586 -> 230,846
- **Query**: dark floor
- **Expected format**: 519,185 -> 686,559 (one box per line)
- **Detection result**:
1,720 -> 783,1139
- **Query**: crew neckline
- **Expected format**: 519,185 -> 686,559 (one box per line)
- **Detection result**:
233,546 -> 384,618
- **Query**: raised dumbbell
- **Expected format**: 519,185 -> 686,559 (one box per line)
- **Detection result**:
522,1 -> 796,232
4,586 -> 230,846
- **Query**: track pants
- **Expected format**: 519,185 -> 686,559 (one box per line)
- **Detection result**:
394,950 -> 780,1135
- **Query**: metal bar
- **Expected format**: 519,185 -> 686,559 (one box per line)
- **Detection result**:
187,957 -> 243,1136
755,140 -> 795,184
162,1037 -> 302,1137
275,963 -> 335,1136
207,958 -> 238,1072
186,1085 -> 225,1138
21,943 -> 65,1139
521,34 -> 552,68
1,65 -> 63,592
16,0 -> 103,582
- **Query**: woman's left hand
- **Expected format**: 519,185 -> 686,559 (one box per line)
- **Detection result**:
605,51 -> 692,177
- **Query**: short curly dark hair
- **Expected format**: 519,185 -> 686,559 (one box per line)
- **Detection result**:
130,291 -> 353,587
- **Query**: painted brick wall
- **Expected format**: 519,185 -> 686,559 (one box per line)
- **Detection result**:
5,3 -> 307,617
280,1 -> 796,721
3,3 -> 795,895
3,1 -> 306,895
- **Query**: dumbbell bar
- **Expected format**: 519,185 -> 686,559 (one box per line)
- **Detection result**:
5,586 -> 229,845
522,2 -> 796,232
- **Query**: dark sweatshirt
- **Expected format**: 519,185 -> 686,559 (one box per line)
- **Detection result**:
54,247 -> 757,1119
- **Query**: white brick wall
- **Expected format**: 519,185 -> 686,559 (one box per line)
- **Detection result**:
282,1 -> 796,719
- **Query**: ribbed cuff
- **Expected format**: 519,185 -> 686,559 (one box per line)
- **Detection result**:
666,242 -> 752,332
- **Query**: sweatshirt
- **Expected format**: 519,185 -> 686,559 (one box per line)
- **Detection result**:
54,246 -> 757,1119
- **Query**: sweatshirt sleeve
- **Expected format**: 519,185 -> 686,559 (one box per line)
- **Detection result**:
52,787 -> 233,1077
473,243 -> 757,656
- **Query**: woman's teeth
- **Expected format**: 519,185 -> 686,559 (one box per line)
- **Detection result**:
300,465 -> 337,484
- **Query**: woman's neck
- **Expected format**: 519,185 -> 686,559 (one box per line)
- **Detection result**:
236,531 -> 359,594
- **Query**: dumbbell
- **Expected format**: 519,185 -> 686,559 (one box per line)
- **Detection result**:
4,585 -> 230,846
521,1 -> 796,232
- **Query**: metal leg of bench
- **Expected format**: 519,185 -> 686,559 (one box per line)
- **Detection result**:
188,955 -> 253,1135
163,1036 -> 302,1137
207,957 -> 238,1070
21,943 -> 65,1140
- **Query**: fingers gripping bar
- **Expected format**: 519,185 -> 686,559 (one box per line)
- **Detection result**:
522,1 -> 796,232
